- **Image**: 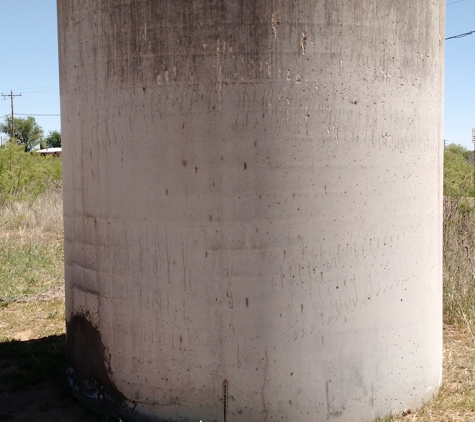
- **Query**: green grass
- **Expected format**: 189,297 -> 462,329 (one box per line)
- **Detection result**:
0,236 -> 64,304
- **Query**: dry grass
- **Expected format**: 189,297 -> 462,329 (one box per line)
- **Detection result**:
0,186 -> 63,235
0,190 -> 108,421
380,327 -> 475,422
443,197 -> 475,333
377,198 -> 475,421
0,299 -> 65,342
0,188 -> 64,307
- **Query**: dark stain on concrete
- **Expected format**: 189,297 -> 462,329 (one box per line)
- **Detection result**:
66,314 -> 135,419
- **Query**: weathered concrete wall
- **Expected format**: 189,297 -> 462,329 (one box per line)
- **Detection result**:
58,1 -> 445,421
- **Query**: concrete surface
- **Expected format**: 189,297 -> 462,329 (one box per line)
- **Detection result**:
58,1 -> 445,421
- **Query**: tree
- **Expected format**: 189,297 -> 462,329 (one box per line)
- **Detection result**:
44,130 -> 61,148
444,143 -> 475,197
0,116 -> 44,152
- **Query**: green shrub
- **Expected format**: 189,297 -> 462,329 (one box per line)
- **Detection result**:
444,144 -> 475,197
0,142 -> 61,205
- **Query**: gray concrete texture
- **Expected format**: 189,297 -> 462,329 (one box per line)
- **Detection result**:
58,1 -> 445,421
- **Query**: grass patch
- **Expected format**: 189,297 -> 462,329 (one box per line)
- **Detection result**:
0,187 -> 63,305
443,197 -> 475,332
383,327 -> 475,421
0,299 -> 65,342
0,186 -> 63,233
0,236 -> 63,304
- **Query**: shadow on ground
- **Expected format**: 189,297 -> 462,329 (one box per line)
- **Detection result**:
0,334 -> 117,422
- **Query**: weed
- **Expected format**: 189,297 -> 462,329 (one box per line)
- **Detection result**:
0,143 -> 61,206
47,311 -> 58,319
443,197 -> 475,332
0,187 -> 63,234
0,236 -> 64,304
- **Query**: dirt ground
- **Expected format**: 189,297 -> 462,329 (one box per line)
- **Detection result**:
0,373 -> 100,421
0,335 -> 108,422
0,289 -> 111,422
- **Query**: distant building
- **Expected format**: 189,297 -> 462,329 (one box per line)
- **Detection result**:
37,147 -> 61,157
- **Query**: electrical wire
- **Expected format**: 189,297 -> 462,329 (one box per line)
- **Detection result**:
447,0 -> 469,5
446,30 -> 475,40
7,86 -> 58,93
15,113 -> 60,116
19,102 -> 59,106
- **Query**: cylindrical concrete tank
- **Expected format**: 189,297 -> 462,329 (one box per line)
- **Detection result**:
58,1 -> 444,421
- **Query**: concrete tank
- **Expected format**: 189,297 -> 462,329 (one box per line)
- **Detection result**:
58,1 -> 444,421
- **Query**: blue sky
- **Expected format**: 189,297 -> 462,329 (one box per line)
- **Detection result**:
445,0 -> 475,149
0,0 -> 59,144
0,1 -> 474,148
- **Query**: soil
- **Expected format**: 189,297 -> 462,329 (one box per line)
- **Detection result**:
0,380 -> 100,422
0,334 -> 108,422
0,288 -> 114,422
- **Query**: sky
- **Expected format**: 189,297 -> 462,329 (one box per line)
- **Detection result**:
445,0 -> 475,149
0,0 -> 474,148
0,0 -> 59,144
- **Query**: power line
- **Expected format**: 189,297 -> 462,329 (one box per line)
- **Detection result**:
0,113 -> 60,118
15,113 -> 60,116
446,29 -> 475,40
19,102 -> 59,106
447,0 -> 469,5
6,86 -> 59,94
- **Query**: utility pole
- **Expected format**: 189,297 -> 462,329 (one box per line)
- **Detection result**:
1,90 -> 22,139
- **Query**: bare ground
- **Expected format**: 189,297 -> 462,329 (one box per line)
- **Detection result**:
0,293 -> 108,422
